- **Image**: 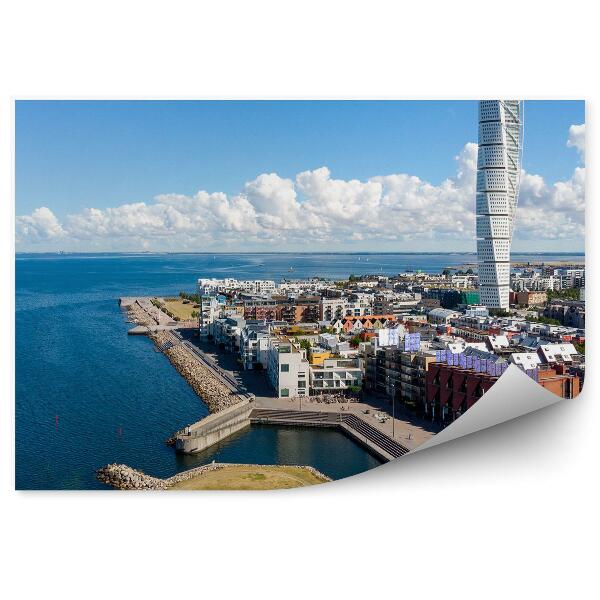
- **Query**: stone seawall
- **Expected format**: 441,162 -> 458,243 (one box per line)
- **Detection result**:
97,464 -> 168,490
151,331 -> 243,414
97,462 -> 331,490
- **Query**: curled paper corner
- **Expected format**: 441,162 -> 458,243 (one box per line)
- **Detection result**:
411,364 -> 564,454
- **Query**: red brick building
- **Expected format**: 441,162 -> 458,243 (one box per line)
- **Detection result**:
425,363 -> 498,424
425,363 -> 580,424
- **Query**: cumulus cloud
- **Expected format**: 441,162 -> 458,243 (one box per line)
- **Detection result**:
15,125 -> 585,251
16,207 -> 65,241
567,123 -> 585,163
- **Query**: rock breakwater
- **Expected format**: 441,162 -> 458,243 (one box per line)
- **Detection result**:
151,331 -> 242,414
96,464 -> 168,490
97,462 -> 331,490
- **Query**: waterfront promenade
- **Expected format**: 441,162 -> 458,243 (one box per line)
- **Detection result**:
123,295 -> 439,459
176,330 -> 440,454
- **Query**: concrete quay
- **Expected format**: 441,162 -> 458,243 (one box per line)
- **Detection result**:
174,399 -> 254,454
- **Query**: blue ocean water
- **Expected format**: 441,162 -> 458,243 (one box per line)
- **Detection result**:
15,252 -> 583,490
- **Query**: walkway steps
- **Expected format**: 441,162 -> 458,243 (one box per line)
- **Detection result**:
250,408 -> 409,460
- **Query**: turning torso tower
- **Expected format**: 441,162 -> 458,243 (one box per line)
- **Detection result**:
476,100 -> 524,310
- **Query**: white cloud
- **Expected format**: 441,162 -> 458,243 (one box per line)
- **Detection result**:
15,125 -> 585,252
16,207 -> 65,241
567,123 -> 585,163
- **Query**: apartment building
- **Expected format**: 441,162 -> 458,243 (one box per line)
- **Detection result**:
198,295 -> 220,339
398,351 -> 438,411
309,357 -> 362,394
240,324 -> 271,370
198,278 -> 276,295
516,290 -> 547,307
213,315 -> 246,353
266,336 -> 310,398
543,300 -> 585,328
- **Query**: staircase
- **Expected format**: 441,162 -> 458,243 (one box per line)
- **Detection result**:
250,408 -> 409,460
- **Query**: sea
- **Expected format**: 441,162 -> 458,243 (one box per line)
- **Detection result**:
15,252 -> 584,490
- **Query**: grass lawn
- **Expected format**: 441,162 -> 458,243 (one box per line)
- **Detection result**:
161,298 -> 198,321
168,465 -> 329,490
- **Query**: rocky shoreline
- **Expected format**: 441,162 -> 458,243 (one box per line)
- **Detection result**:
97,462 -> 331,490
151,330 -> 242,414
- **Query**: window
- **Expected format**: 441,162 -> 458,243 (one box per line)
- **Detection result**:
298,381 -> 306,389
281,388 -> 289,397
280,364 -> 290,373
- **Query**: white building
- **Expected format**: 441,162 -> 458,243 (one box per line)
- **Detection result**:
240,325 -> 271,370
266,336 -> 310,398
537,343 -> 579,365
465,305 -> 490,318
213,315 -> 246,352
476,100 -> 523,310
320,297 -> 348,320
510,352 -> 542,371
198,295 -> 220,339
309,357 -> 362,393
428,308 -> 459,325
198,278 -> 276,295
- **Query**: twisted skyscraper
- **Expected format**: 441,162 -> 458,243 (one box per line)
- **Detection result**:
476,100 -> 524,310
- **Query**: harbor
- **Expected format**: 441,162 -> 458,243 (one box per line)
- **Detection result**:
120,295 -> 436,466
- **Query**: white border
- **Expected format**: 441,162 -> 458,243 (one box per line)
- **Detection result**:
1,2 -> 596,599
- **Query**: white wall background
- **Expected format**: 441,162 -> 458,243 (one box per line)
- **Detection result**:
1,2 -> 596,599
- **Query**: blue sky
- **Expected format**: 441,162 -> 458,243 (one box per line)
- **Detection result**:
15,100 -> 585,252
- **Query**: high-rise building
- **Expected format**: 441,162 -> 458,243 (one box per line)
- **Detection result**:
476,100 -> 524,310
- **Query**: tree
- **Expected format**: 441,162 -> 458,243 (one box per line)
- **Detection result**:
528,315 -> 561,326
350,335 -> 361,347
299,339 -> 311,351
547,287 -> 581,301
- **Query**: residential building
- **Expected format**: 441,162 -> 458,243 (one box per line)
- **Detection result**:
309,357 -> 362,393
426,363 -> 498,423
213,315 -> 246,353
516,290 -> 547,307
398,351 -> 437,412
509,352 -> 542,371
198,295 -> 219,339
537,343 -> 579,365
427,308 -> 459,325
543,300 -> 585,328
266,336 -> 310,398
240,324 -> 271,370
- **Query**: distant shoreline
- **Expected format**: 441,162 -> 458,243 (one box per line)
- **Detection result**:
16,251 -> 586,257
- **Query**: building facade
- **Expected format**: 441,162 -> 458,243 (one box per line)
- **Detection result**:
476,100 -> 523,310
266,336 -> 310,398
198,295 -> 220,339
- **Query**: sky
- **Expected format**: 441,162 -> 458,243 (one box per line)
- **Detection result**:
15,100 -> 585,253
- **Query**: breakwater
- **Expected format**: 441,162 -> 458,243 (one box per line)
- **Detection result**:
120,296 -> 175,327
151,330 -> 244,414
97,462 -> 331,490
